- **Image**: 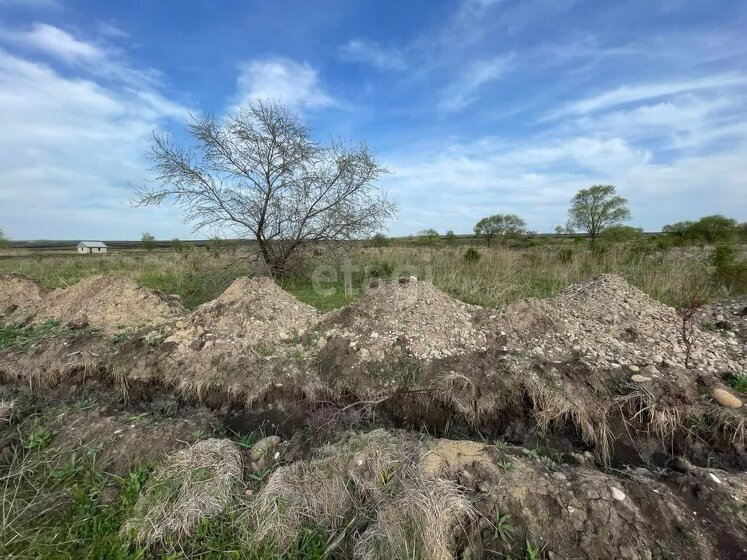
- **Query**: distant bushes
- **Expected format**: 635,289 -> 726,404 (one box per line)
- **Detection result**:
663,215 -> 746,245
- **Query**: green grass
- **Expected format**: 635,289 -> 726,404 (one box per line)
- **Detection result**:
0,320 -> 78,352
0,419 -> 342,560
727,373 -> 747,393
3,243 -> 742,314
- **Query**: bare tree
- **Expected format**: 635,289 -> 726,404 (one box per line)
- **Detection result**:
568,185 -> 630,245
133,101 -> 396,277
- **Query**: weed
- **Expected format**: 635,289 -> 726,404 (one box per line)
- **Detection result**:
525,538 -> 544,559
0,320 -> 71,352
248,468 -> 272,484
494,509 -> 515,544
22,424 -> 55,450
497,459 -> 513,471
727,373 -> 747,393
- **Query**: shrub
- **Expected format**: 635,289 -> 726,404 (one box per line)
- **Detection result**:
464,247 -> 481,263
710,243 -> 747,291
370,233 -> 390,247
417,229 -> 441,246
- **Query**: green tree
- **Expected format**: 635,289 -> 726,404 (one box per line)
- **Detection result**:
445,230 -> 456,244
474,214 -> 527,247
0,228 -> 7,248
689,215 -> 738,243
417,228 -> 441,246
568,185 -> 630,244
141,232 -> 156,251
663,215 -> 740,244
600,225 -> 644,243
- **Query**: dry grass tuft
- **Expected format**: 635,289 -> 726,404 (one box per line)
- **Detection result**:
0,399 -> 14,426
122,438 -> 243,547
244,429 -> 476,559
524,374 -> 613,463
354,467 -> 476,560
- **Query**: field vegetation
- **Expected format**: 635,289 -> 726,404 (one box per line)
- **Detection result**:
0,234 -> 744,312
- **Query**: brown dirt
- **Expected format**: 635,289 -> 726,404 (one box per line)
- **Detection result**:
32,274 -> 186,333
34,405 -> 217,476
0,274 -> 48,322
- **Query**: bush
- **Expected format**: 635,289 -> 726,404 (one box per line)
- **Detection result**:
600,225 -> 644,243
710,243 -> 747,291
370,233 -> 390,247
464,248 -> 481,263
417,229 -> 441,246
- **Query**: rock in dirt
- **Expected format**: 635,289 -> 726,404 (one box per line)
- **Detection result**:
630,374 -> 651,383
610,486 -> 626,501
249,435 -> 282,470
32,275 -> 185,333
711,388 -> 743,409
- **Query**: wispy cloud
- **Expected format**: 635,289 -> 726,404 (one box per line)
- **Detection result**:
233,57 -> 335,111
340,39 -> 407,71
552,74 -> 747,117
0,23 -> 163,88
438,54 -> 512,111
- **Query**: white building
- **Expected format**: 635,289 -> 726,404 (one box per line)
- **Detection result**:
77,241 -> 108,254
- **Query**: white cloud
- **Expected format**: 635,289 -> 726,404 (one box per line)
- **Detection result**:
234,57 -> 334,111
4,23 -> 103,63
553,74 -> 747,117
383,130 -> 746,235
0,23 -> 163,88
438,55 -> 512,111
0,44 -> 189,239
340,39 -> 407,71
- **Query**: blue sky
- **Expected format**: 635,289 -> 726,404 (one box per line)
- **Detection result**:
0,0 -> 745,239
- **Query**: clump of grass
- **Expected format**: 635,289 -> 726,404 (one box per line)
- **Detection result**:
244,429 -> 476,560
727,373 -> 747,393
122,438 -> 243,548
0,320 -> 71,352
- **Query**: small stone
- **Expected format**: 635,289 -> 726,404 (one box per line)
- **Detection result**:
628,365 -> 640,373
708,473 -> 722,484
631,374 -> 652,383
711,388 -> 742,409
249,435 -> 282,463
643,365 -> 659,375
653,355 -> 664,365
611,487 -> 626,501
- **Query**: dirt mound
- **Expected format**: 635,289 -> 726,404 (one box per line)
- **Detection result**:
0,274 -> 47,321
314,278 -> 486,363
155,277 -> 320,404
33,275 -> 185,333
491,273 -> 743,374
166,277 -> 318,350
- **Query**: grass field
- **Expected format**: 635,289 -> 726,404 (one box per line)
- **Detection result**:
1,241 -> 743,311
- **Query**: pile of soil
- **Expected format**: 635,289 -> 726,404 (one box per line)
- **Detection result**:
488,274 -> 744,375
156,277 -> 320,403
165,277 -> 318,350
33,275 -> 185,333
314,278 -> 486,362
0,274 -> 48,321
